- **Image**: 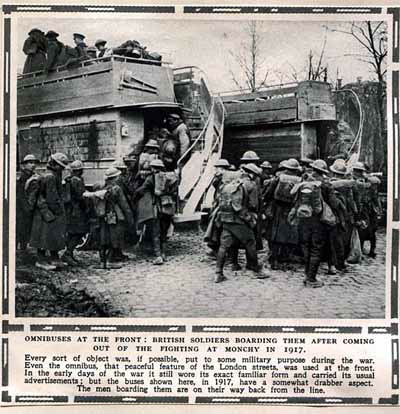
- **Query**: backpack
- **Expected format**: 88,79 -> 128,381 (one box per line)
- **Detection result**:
274,174 -> 301,203
295,181 -> 322,218
219,179 -> 245,215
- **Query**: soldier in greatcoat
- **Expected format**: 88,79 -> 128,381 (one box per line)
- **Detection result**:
264,158 -> 302,270
22,28 -> 47,74
16,154 -> 39,250
100,167 -> 134,263
30,153 -> 69,270
239,151 -> 264,251
293,159 -> 339,287
62,160 -> 89,265
45,30 -> 67,71
204,159 -> 231,257
167,113 -> 191,164
215,163 -> 268,283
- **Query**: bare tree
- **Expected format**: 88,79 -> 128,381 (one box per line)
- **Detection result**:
229,21 -> 269,92
275,30 -> 329,84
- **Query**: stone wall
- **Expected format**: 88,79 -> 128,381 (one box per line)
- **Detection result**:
18,120 -> 117,162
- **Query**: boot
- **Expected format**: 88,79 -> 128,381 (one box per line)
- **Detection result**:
50,252 -> 67,268
231,263 -> 242,271
61,251 -> 76,267
327,265 -> 337,275
214,271 -> 227,283
35,258 -> 56,271
153,256 -> 164,265
271,259 -> 279,270
303,277 -> 324,288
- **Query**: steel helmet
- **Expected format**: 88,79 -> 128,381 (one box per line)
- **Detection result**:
300,157 -> 314,167
150,159 -> 165,169
352,161 -> 366,172
368,175 -> 381,185
260,161 -> 272,169
311,159 -> 329,175
144,139 -> 160,149
104,167 -> 121,179
240,150 -> 260,162
242,163 -> 261,176
51,152 -> 69,168
168,113 -> 181,120
329,159 -> 347,176
22,154 -> 38,163
112,159 -> 127,170
281,158 -> 301,171
70,160 -> 84,170
214,159 -> 230,168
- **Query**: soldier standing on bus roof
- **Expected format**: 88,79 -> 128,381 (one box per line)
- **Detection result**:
62,160 -> 89,266
167,113 -> 191,165
30,152 -> 69,270
16,154 -> 39,251
73,33 -> 88,59
22,28 -> 47,74
45,30 -> 64,72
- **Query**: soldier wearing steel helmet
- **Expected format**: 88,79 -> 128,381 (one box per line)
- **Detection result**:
264,158 -> 302,270
30,152 -> 69,270
204,159 -> 232,257
134,159 -> 178,265
294,159 -> 340,287
352,162 -> 381,258
101,167 -> 134,263
62,160 -> 89,266
239,151 -> 264,251
329,159 -> 357,267
259,161 -> 274,242
16,154 -> 39,250
215,163 -> 268,283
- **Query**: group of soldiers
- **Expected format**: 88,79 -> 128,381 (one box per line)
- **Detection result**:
16,113 -> 192,270
17,135 -> 382,286
23,27 -> 161,74
205,151 -> 382,286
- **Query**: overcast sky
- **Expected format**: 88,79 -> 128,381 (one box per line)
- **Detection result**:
16,17 -> 386,93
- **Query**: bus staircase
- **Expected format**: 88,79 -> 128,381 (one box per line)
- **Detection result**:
175,95 -> 225,224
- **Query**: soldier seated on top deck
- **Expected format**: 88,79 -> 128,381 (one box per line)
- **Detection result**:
94,39 -> 112,58
65,33 -> 89,68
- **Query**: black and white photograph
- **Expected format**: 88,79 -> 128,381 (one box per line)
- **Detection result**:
14,14 -> 389,319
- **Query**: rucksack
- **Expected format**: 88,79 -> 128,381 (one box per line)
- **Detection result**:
274,174 -> 301,203
219,179 -> 245,214
294,181 -> 322,218
154,171 -> 179,196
